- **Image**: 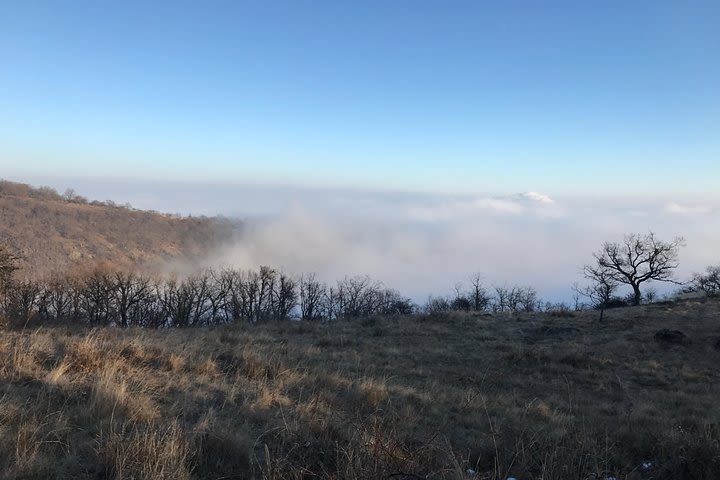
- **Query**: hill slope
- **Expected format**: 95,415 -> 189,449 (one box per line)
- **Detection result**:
0,179 -> 237,276
1,299 -> 719,479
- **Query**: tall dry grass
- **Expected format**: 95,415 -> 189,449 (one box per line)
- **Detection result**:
0,298 -> 719,479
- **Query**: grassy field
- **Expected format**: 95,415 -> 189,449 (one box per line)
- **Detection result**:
1,298 -> 719,479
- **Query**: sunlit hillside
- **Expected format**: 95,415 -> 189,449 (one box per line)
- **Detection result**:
0,180 -> 237,276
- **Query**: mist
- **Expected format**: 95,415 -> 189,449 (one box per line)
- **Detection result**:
210,191 -> 720,303
12,174 -> 720,303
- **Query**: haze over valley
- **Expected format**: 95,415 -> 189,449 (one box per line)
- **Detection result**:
7,175 -> 719,303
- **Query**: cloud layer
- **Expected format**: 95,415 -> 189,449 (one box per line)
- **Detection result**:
203,189 -> 720,302
13,174 -> 720,303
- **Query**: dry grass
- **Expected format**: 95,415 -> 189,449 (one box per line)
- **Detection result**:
1,298 -> 719,479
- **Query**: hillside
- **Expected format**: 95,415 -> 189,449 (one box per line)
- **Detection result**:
0,179 -> 237,276
1,298 -> 719,479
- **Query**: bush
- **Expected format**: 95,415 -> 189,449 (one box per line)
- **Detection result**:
601,297 -> 629,309
425,296 -> 451,315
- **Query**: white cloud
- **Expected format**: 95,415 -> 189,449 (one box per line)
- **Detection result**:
408,192 -> 559,221
665,202 -> 711,215
517,191 -> 555,204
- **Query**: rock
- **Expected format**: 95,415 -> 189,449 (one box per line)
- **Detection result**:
654,329 -> 686,344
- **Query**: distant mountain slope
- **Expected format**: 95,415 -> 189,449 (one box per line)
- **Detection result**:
0,179 -> 237,276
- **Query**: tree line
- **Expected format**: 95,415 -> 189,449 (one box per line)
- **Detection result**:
0,232 -> 718,328
0,260 -> 551,328
0,258 -> 417,328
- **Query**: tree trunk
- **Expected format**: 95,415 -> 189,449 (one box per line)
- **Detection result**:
632,284 -> 642,306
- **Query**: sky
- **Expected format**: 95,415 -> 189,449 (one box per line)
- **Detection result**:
1,1 -> 719,194
1,2 -> 719,302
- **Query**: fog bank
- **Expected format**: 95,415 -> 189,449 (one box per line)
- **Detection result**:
12,174 -> 720,303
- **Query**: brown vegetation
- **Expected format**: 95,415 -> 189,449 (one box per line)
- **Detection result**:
1,299 -> 719,479
0,179 -> 236,276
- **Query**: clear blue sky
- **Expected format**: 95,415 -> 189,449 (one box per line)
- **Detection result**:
1,1 -> 718,195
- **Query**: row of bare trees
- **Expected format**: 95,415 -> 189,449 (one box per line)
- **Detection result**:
0,262 -> 416,328
1,231 -> 714,328
425,274 -> 541,315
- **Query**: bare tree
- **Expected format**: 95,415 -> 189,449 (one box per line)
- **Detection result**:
42,274 -> 74,322
207,269 -> 231,324
62,188 -> 78,202
272,272 -> 297,320
4,278 -> 41,327
227,270 -> 253,321
299,273 -> 325,321
335,276 -> 383,318
691,265 -> 720,296
492,285 -> 510,313
574,265 -> 620,321
254,266 -> 276,322
469,273 -> 491,311
112,271 -> 153,327
425,295 -> 451,315
516,286 -> 538,312
451,282 -> 471,311
158,277 -> 195,327
586,232 -> 684,306
378,289 -> 414,315
80,268 -> 115,325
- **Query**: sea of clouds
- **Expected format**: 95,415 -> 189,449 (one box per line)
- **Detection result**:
17,176 -> 720,303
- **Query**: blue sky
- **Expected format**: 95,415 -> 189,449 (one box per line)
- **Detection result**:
1,1 -> 719,194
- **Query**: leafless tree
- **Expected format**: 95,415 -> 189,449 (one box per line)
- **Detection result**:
469,273 -> 491,311
112,271 -> 153,327
41,274 -> 74,322
425,296 -> 451,315
335,276 -> 384,318
80,268 -> 115,325
691,265 -> 720,296
4,278 -> 41,327
321,285 -> 341,321
256,266 -> 278,322
158,277 -> 194,327
207,269 -> 231,324
492,285 -> 510,313
299,273 -> 326,321
516,286 -> 538,312
490,284 -> 539,313
272,272 -> 297,320
186,272 -> 214,326
451,282 -> 471,311
226,270 -> 252,321
377,289 -> 414,315
586,232 -> 684,306
574,266 -> 620,321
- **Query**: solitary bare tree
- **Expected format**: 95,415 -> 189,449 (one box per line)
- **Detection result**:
585,232 -> 683,306
573,266 -> 619,321
469,273 -> 491,311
